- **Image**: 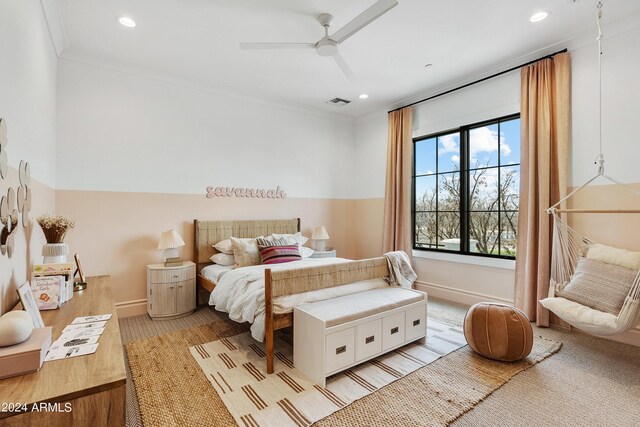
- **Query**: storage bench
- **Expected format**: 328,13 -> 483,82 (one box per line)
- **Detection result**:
293,287 -> 427,386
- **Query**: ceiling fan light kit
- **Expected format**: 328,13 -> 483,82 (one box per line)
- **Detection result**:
239,0 -> 398,82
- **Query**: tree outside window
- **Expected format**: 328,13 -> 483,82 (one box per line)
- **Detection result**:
413,115 -> 520,258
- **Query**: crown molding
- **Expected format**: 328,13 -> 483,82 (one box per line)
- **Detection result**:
39,0 -> 68,56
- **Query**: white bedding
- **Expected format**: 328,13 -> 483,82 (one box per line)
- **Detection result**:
201,264 -> 233,284
209,258 -> 389,341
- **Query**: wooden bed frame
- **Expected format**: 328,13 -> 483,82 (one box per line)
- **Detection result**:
194,219 -> 389,373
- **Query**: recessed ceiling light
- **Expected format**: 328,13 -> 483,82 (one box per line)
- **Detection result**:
118,16 -> 136,28
530,11 -> 549,23
359,94 -> 369,99
424,63 -> 433,68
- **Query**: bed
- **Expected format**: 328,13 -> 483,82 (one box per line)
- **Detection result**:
193,219 -> 390,373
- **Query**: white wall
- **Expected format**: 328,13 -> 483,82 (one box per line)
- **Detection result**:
570,25 -> 640,186
353,22 -> 640,306
0,0 -> 58,186
0,0 -> 58,313
56,59 -> 357,199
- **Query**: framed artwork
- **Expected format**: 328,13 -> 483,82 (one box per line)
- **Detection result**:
17,282 -> 45,328
74,253 -> 85,283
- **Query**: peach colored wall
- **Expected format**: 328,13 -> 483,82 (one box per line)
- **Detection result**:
0,167 -> 55,314
55,190 -> 360,312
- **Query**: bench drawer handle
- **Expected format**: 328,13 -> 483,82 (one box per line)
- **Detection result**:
365,335 -> 375,344
336,346 -> 346,355
413,319 -> 421,326
390,327 -> 399,335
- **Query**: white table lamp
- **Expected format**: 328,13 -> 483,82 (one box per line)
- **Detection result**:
157,229 -> 185,262
312,226 -> 330,251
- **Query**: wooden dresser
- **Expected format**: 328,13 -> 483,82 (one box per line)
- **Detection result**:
0,276 -> 126,426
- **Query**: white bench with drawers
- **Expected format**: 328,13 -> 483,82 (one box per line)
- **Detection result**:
293,287 -> 427,386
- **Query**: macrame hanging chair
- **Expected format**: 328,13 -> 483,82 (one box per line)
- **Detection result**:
543,3 -> 640,336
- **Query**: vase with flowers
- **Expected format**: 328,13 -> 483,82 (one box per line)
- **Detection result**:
36,214 -> 75,264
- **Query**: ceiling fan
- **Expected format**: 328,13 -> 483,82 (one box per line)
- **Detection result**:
239,0 -> 398,82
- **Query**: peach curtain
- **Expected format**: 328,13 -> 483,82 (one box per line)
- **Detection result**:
515,52 -> 570,327
382,107 -> 414,259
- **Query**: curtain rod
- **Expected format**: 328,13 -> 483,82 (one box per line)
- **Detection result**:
388,48 -> 568,114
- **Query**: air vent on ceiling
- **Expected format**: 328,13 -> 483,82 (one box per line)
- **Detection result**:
327,97 -> 351,106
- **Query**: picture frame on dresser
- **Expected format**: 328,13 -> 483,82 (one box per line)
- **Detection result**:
74,253 -> 86,283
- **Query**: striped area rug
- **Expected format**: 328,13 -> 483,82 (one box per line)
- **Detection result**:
190,319 -> 466,427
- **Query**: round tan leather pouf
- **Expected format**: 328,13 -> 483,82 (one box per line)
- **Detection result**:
464,302 -> 533,362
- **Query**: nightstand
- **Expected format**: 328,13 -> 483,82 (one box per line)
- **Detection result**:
147,261 -> 196,320
310,248 -> 337,258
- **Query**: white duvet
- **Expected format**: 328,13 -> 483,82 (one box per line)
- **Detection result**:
209,258 -> 389,341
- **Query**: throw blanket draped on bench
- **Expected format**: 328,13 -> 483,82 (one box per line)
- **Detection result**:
385,251 -> 417,288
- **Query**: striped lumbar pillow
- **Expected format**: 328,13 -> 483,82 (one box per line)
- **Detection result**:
258,245 -> 301,265
255,237 -> 291,247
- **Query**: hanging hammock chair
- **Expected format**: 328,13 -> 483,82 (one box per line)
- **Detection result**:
539,3 -> 640,336
543,203 -> 640,336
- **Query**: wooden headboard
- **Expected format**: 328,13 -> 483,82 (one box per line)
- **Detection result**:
193,219 -> 300,264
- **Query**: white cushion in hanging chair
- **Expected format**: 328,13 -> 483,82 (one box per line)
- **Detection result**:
586,243 -> 640,270
540,297 -> 618,329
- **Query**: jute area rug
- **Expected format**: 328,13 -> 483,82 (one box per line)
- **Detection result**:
190,319 -> 466,426
126,320 -> 561,427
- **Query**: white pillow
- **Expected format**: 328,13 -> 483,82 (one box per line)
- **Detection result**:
230,237 -> 261,267
210,253 -> 235,266
587,243 -> 640,271
539,297 -> 618,329
300,247 -> 314,259
272,232 -> 309,246
213,239 -> 233,255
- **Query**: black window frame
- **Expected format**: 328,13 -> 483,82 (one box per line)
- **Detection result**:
412,113 -> 521,260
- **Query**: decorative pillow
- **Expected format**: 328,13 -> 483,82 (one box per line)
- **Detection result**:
255,237 -> 292,247
259,245 -> 302,265
213,239 -> 233,255
586,243 -> 640,271
300,246 -> 314,259
209,253 -> 235,266
230,237 -> 261,268
272,232 -> 309,246
558,257 -> 637,315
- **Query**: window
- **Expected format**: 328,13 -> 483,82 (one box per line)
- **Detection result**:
412,114 -> 520,258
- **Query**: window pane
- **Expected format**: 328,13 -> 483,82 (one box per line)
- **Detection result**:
415,175 -> 436,211
469,167 -> 499,212
415,138 -> 436,175
499,118 -> 520,166
437,133 -> 460,173
415,212 -> 437,249
470,124 -> 499,168
500,211 -> 518,257
437,212 -> 460,249
438,172 -> 460,212
500,165 -> 520,211
469,211 -> 500,254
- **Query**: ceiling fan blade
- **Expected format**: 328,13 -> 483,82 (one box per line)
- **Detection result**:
332,52 -> 356,83
331,0 -> 398,44
239,43 -> 315,50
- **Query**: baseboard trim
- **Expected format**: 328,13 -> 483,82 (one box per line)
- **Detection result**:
115,299 -> 147,318
415,280 -> 514,306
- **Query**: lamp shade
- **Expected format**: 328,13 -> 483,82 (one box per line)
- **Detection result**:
312,226 -> 329,240
157,229 -> 185,250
